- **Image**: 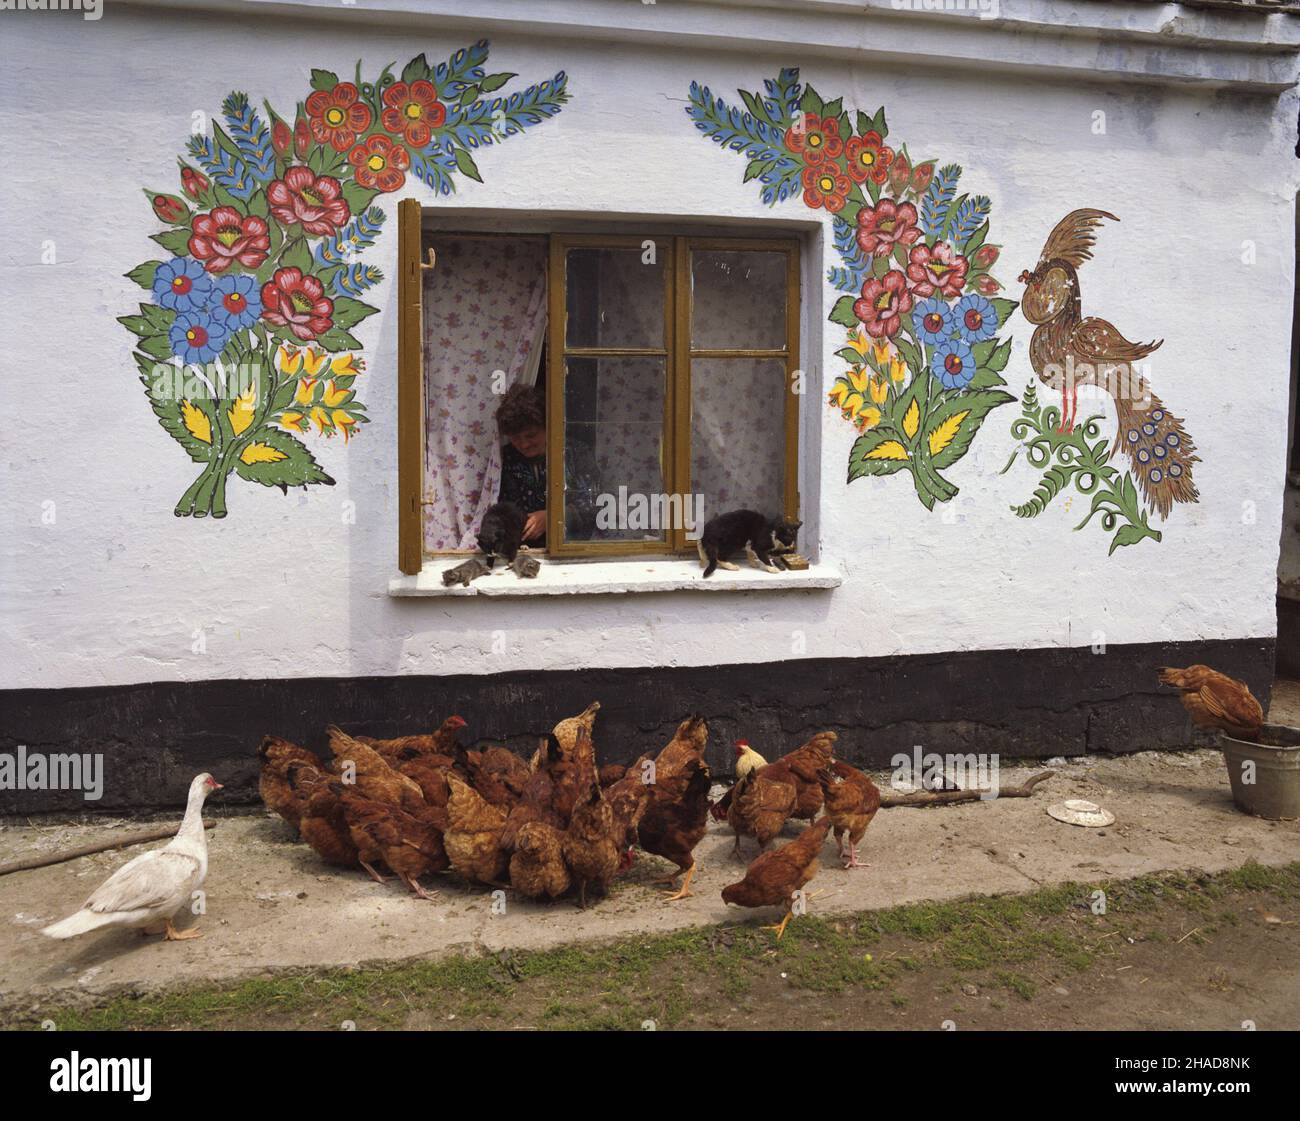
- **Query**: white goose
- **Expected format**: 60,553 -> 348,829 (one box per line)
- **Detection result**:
42,773 -> 221,942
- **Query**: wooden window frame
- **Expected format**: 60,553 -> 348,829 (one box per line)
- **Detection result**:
547,233 -> 801,558
397,214 -> 801,573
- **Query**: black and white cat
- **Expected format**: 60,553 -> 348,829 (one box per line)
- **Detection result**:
697,509 -> 801,578
476,501 -> 525,568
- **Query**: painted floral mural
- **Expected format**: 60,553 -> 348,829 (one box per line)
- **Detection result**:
686,68 -> 1017,510
121,42 -> 568,517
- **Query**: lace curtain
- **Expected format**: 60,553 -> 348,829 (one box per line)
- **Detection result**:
422,238 -> 547,552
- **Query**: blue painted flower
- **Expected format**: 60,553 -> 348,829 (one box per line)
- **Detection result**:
209,274 -> 263,330
912,298 -> 954,345
953,293 -> 998,343
153,257 -> 214,312
931,337 -> 974,390
170,310 -> 230,364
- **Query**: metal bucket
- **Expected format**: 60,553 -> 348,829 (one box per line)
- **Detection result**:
1218,724 -> 1300,820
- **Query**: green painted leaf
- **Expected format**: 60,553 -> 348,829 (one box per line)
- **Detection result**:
313,325 -> 363,352
134,351 -> 214,464
401,53 -> 431,84
150,229 -> 192,256
125,261 -> 164,290
828,295 -> 859,329
310,69 -> 339,92
799,83 -> 825,116
341,180 -> 379,215
454,146 -> 484,183
848,429 -> 910,481
330,296 -> 378,331
478,72 -> 516,93
927,388 -> 1016,470
234,426 -> 335,490
279,237 -> 312,274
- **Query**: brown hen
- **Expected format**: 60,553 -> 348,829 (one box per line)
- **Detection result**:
510,822 -> 571,901
1158,665 -> 1263,741
728,766 -> 796,856
721,817 -> 833,939
444,773 -> 509,885
817,761 -> 880,869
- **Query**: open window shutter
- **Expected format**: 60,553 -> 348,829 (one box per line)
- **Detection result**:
397,197 -> 425,575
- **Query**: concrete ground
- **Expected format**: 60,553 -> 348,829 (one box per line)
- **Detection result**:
2,743 -> 1297,1011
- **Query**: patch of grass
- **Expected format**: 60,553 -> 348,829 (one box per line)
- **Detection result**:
14,861 -> 1296,1032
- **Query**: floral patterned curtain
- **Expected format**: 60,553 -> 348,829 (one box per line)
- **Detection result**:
422,238 -> 547,552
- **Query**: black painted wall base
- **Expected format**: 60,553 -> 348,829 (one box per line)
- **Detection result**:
0,636 -> 1275,814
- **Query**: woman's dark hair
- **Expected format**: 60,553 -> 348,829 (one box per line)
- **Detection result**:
496,384 -> 545,437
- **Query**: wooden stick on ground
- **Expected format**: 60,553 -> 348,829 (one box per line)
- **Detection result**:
0,819 -> 216,877
878,770 -> 1054,809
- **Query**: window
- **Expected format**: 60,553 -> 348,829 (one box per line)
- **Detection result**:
396,202 -> 801,574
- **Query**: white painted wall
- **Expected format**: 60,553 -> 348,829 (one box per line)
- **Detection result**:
1,0 -> 1296,690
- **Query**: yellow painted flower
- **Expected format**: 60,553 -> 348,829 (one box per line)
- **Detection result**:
321,379 -> 351,408
869,375 -> 888,405
333,410 -> 358,442
294,377 -> 318,406
310,406 -> 334,434
889,354 -> 908,383
329,353 -> 365,377
871,340 -> 893,369
855,406 -> 882,431
279,411 -> 307,433
829,381 -> 852,409
277,344 -> 302,374
846,366 -> 870,394
845,327 -> 874,362
301,347 -> 329,377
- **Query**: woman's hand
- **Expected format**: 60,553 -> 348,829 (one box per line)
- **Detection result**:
523,510 -> 546,542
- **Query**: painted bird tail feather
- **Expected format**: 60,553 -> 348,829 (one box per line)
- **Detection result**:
1113,387 -> 1199,520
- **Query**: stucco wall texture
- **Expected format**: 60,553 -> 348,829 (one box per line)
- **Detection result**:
0,0 -> 1296,692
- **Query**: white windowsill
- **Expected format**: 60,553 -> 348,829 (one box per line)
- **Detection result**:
388,558 -> 841,597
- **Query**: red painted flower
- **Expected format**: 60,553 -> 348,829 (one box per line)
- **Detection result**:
855,199 -> 921,256
347,134 -> 411,193
911,162 -> 935,195
976,274 -> 1003,295
305,82 -> 372,152
294,116 -> 310,160
188,206 -> 271,274
260,267 -> 334,341
271,118 -> 293,157
152,193 -> 187,223
906,241 -> 969,298
889,152 -> 911,196
973,244 -> 1000,268
845,131 -> 894,185
180,166 -> 210,202
854,270 -> 913,339
784,112 -> 843,165
267,167 -> 350,236
801,163 -> 851,213
381,79 -> 447,148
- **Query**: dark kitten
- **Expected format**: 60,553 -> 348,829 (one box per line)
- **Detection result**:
698,509 -> 801,578
477,501 -> 525,568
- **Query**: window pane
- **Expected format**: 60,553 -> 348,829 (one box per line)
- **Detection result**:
565,248 -> 665,350
563,355 -> 667,543
691,357 -> 786,518
691,250 -> 787,351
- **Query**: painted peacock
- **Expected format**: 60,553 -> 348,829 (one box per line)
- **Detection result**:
1018,208 -> 1198,519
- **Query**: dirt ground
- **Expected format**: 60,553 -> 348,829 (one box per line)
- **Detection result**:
2,743 -> 1297,1028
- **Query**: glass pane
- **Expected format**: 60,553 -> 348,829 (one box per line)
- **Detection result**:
565,248 -> 665,350
691,250 -> 787,351
691,357 -> 786,519
563,355 -> 667,543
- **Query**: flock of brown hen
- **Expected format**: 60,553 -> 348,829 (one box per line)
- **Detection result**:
259,702 -> 882,937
